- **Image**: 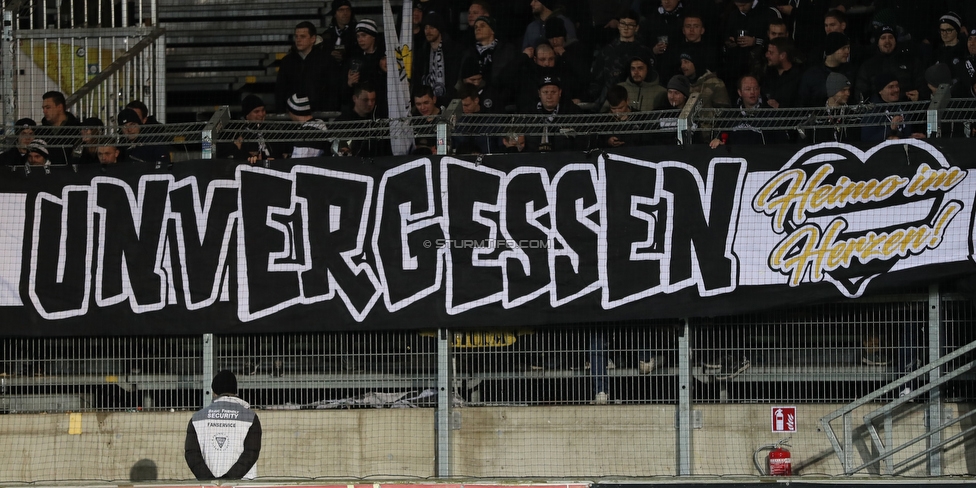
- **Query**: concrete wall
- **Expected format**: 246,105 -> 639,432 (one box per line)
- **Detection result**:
0,403 -> 973,482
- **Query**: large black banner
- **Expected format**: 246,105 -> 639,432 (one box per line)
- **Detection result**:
2,140 -> 975,336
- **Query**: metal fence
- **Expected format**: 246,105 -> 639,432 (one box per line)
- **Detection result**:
1,286 -> 975,480
2,287 -> 973,413
1,0 -> 164,125
4,96 -> 974,165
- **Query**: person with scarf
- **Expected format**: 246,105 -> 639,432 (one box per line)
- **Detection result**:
459,16 -> 518,108
524,75 -> 585,153
709,75 -> 789,148
320,0 -> 357,64
412,11 -> 462,101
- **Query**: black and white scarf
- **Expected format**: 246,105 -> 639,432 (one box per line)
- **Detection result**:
424,44 -> 447,97
476,39 -> 498,73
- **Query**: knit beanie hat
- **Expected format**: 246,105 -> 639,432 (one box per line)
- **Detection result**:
287,93 -> 313,116
14,117 -> 36,134
27,139 -> 49,156
241,94 -> 265,118
474,16 -> 496,34
356,19 -> 378,37
925,63 -> 952,88
423,12 -> 447,35
667,75 -> 691,97
823,32 -> 850,57
939,12 -> 962,33
826,72 -> 851,98
873,72 -> 899,93
211,370 -> 238,395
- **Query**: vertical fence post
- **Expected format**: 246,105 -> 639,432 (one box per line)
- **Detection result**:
436,328 -> 453,477
439,99 -> 462,157
676,318 -> 692,475
927,84 -> 950,138
201,106 -> 230,160
153,33 -> 166,123
677,93 -> 700,147
1,2 -> 20,126
926,283 -> 943,475
202,333 -> 214,408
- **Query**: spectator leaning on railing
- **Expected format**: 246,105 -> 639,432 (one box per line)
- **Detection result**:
0,118 -> 37,166
862,72 -> 925,142
286,93 -> 330,160
118,108 -> 171,164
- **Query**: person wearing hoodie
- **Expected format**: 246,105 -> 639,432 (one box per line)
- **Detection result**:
38,90 -> 80,165
613,55 -> 666,112
590,10 -> 655,107
678,49 -> 730,109
855,25 -> 923,104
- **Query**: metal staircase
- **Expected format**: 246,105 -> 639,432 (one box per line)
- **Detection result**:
819,285 -> 976,476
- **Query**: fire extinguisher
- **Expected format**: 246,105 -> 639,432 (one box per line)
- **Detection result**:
754,437 -> 792,476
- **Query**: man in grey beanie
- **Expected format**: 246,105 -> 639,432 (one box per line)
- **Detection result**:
825,72 -> 851,107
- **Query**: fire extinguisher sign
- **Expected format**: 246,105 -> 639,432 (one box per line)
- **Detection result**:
772,406 -> 796,432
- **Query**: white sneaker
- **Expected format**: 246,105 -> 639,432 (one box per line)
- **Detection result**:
900,387 -> 912,398
639,358 -> 655,374
591,392 -> 608,405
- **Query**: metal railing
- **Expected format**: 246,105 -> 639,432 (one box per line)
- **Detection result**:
819,285 -> 976,476
1,0 -> 163,125
1,287 -> 974,480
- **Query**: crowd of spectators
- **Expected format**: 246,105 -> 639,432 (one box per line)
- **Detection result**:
7,1 -> 976,165
255,0 -> 976,157
1,91 -> 171,168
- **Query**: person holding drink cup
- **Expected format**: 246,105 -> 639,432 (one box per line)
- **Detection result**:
721,0 -> 780,89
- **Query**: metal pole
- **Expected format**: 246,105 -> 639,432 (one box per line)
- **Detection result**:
154,33 -> 166,122
201,106 -> 230,160
926,283 -> 943,475
676,318 -> 692,475
926,84 -> 950,139
677,93 -> 700,146
202,333 -> 214,408
436,328 -> 453,477
437,99 -> 462,156
1,2 -> 23,126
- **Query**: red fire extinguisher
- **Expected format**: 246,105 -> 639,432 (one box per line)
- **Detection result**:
755,438 -> 792,476
767,445 -> 792,476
